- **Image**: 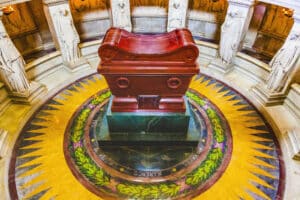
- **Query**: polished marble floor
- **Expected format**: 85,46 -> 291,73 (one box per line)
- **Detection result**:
9,74 -> 284,200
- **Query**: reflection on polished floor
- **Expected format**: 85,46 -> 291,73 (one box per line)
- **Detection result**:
9,73 -> 283,200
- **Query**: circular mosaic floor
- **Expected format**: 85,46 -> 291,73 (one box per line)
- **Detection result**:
9,74 -> 284,200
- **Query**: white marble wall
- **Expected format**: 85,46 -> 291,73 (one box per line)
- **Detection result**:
72,10 -> 111,40
188,11 -> 222,41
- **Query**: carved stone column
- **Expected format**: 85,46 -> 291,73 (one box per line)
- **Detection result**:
110,0 -> 132,32
252,14 -> 300,106
210,0 -> 255,73
0,11 -> 46,104
167,0 -> 189,32
43,0 -> 88,71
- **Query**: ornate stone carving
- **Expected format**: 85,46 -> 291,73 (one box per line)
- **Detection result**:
267,32 -> 300,92
51,4 -> 81,65
219,9 -> 245,65
167,0 -> 188,32
0,23 -> 30,94
110,0 -> 132,32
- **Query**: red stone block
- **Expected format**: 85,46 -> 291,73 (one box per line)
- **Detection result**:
98,27 -> 199,112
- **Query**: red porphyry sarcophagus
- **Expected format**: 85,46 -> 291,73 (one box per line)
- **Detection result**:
98,27 -> 199,112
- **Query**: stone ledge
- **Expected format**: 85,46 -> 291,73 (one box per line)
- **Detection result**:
26,51 -> 62,81
8,82 -> 47,105
132,6 -> 167,17
284,83 -> 300,120
284,127 -> 300,160
251,84 -> 287,106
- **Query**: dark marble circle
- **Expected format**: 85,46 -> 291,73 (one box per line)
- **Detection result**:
64,88 -> 232,199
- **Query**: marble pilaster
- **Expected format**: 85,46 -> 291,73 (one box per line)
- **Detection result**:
167,0 -> 188,32
0,11 -> 46,104
284,127 -> 300,160
43,0 -> 88,71
252,15 -> 300,106
210,0 -> 255,73
0,129 -> 8,160
110,0 -> 132,32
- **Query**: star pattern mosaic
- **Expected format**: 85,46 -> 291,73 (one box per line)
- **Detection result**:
9,74 -> 284,200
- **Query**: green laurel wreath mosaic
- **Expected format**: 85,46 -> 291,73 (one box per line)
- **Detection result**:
67,89 -> 230,199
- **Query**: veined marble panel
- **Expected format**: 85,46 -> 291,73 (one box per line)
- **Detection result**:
132,16 -> 167,33
79,40 -> 101,68
234,52 -> 270,83
72,10 -> 110,41
132,6 -> 167,17
195,40 -> 218,67
188,19 -> 220,40
25,51 -> 62,81
75,18 -> 110,40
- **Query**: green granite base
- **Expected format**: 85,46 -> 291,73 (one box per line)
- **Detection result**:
106,97 -> 190,136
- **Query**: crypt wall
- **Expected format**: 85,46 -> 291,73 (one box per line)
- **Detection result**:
0,0 -> 299,199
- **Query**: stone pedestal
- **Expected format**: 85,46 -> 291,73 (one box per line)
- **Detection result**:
63,58 -> 90,73
98,28 -> 199,113
9,81 -> 47,104
106,97 -> 191,135
252,14 -> 300,106
251,83 -> 287,106
284,128 -> 300,160
209,58 -> 234,74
